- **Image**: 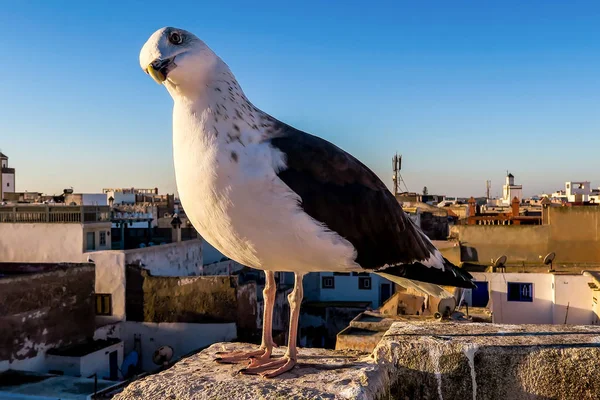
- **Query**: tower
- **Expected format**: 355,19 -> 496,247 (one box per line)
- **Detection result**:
392,153 -> 408,197
1,151 -> 15,201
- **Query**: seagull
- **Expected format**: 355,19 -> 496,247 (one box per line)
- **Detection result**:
140,27 -> 475,378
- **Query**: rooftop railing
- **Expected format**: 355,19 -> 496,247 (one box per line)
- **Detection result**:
0,205 -> 111,223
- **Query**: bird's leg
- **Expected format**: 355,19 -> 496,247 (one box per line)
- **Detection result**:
215,271 -> 276,364
241,272 -> 304,378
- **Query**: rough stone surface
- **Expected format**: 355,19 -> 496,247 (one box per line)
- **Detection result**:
114,322 -> 600,400
0,265 -> 95,365
114,343 -> 387,400
374,321 -> 600,400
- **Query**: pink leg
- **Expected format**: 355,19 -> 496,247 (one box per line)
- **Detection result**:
215,271 -> 277,364
241,272 -> 304,378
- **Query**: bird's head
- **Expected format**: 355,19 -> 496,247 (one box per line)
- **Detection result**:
140,27 -> 219,96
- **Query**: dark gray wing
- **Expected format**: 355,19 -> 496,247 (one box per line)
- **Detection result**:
267,121 -> 475,288
268,123 -> 433,267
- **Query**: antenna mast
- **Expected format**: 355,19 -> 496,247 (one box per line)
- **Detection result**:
392,153 -> 409,196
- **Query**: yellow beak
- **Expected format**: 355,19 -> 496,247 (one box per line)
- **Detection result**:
147,65 -> 166,84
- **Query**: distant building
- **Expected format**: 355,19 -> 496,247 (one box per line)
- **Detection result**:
102,187 -> 159,206
544,181 -> 595,203
0,152 -> 15,201
564,181 -> 591,203
502,172 -> 522,205
64,193 -> 109,206
0,204 -> 112,262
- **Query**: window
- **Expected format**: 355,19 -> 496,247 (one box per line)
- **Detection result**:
333,272 -> 350,276
507,282 -> 533,302
6,182 -> 9,187
86,232 -> 96,251
95,294 -> 112,315
322,276 -> 335,289
99,231 -> 106,246
358,277 -> 372,290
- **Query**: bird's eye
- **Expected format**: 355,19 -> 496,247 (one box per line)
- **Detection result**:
169,32 -> 183,45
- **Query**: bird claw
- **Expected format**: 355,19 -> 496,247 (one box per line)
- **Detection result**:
239,356 -> 296,378
214,348 -> 270,364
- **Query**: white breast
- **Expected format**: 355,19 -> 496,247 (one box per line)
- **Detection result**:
172,101 -> 360,273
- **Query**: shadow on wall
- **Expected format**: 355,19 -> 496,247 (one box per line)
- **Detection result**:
460,245 -> 479,263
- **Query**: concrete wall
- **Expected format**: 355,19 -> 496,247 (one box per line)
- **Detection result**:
127,322 -> 236,372
95,322 -> 236,372
125,267 -> 259,328
451,225 -> 551,264
200,259 -> 245,276
470,273 -> 595,325
94,251 -> 127,323
125,239 -> 202,276
452,206 -> 600,265
92,240 -> 203,323
0,222 -> 111,262
553,274 -> 594,325
546,206 -> 600,263
0,265 -> 95,372
0,223 -> 85,262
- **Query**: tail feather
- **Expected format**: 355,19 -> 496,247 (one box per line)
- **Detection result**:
375,273 -> 454,298
376,257 -> 476,296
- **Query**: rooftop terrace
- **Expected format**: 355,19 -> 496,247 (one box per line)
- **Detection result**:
0,204 -> 110,223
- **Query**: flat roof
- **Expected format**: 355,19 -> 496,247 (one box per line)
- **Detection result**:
0,262 -> 93,277
0,372 -> 120,400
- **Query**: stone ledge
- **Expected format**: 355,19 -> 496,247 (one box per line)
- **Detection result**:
114,343 -> 385,400
373,322 -> 600,400
115,322 -> 600,400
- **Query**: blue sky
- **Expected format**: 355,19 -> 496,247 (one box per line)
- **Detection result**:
1,1 -> 599,197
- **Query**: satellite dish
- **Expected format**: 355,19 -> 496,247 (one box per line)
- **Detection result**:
543,252 -> 556,269
494,255 -> 507,268
152,346 -> 174,366
121,351 -> 139,379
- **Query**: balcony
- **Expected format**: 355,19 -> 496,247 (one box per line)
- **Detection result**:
0,205 -> 111,224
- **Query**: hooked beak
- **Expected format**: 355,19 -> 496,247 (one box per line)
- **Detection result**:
145,57 -> 176,84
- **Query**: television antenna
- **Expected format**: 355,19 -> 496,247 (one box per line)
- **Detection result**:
543,252 -> 556,271
392,153 -> 409,196
494,255 -> 507,273
152,345 -> 174,366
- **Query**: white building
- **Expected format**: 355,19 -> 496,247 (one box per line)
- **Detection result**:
462,272 -> 600,325
102,188 -> 159,206
0,152 -> 15,201
304,272 -> 394,309
0,204 -> 113,261
565,181 -> 591,203
544,181 -> 594,203
502,172 -> 523,205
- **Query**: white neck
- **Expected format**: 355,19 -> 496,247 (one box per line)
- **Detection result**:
171,62 -> 275,149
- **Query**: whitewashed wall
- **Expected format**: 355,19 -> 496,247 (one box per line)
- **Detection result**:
0,223 -> 85,262
116,322 -> 236,372
470,272 -> 595,325
125,239 -> 202,276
